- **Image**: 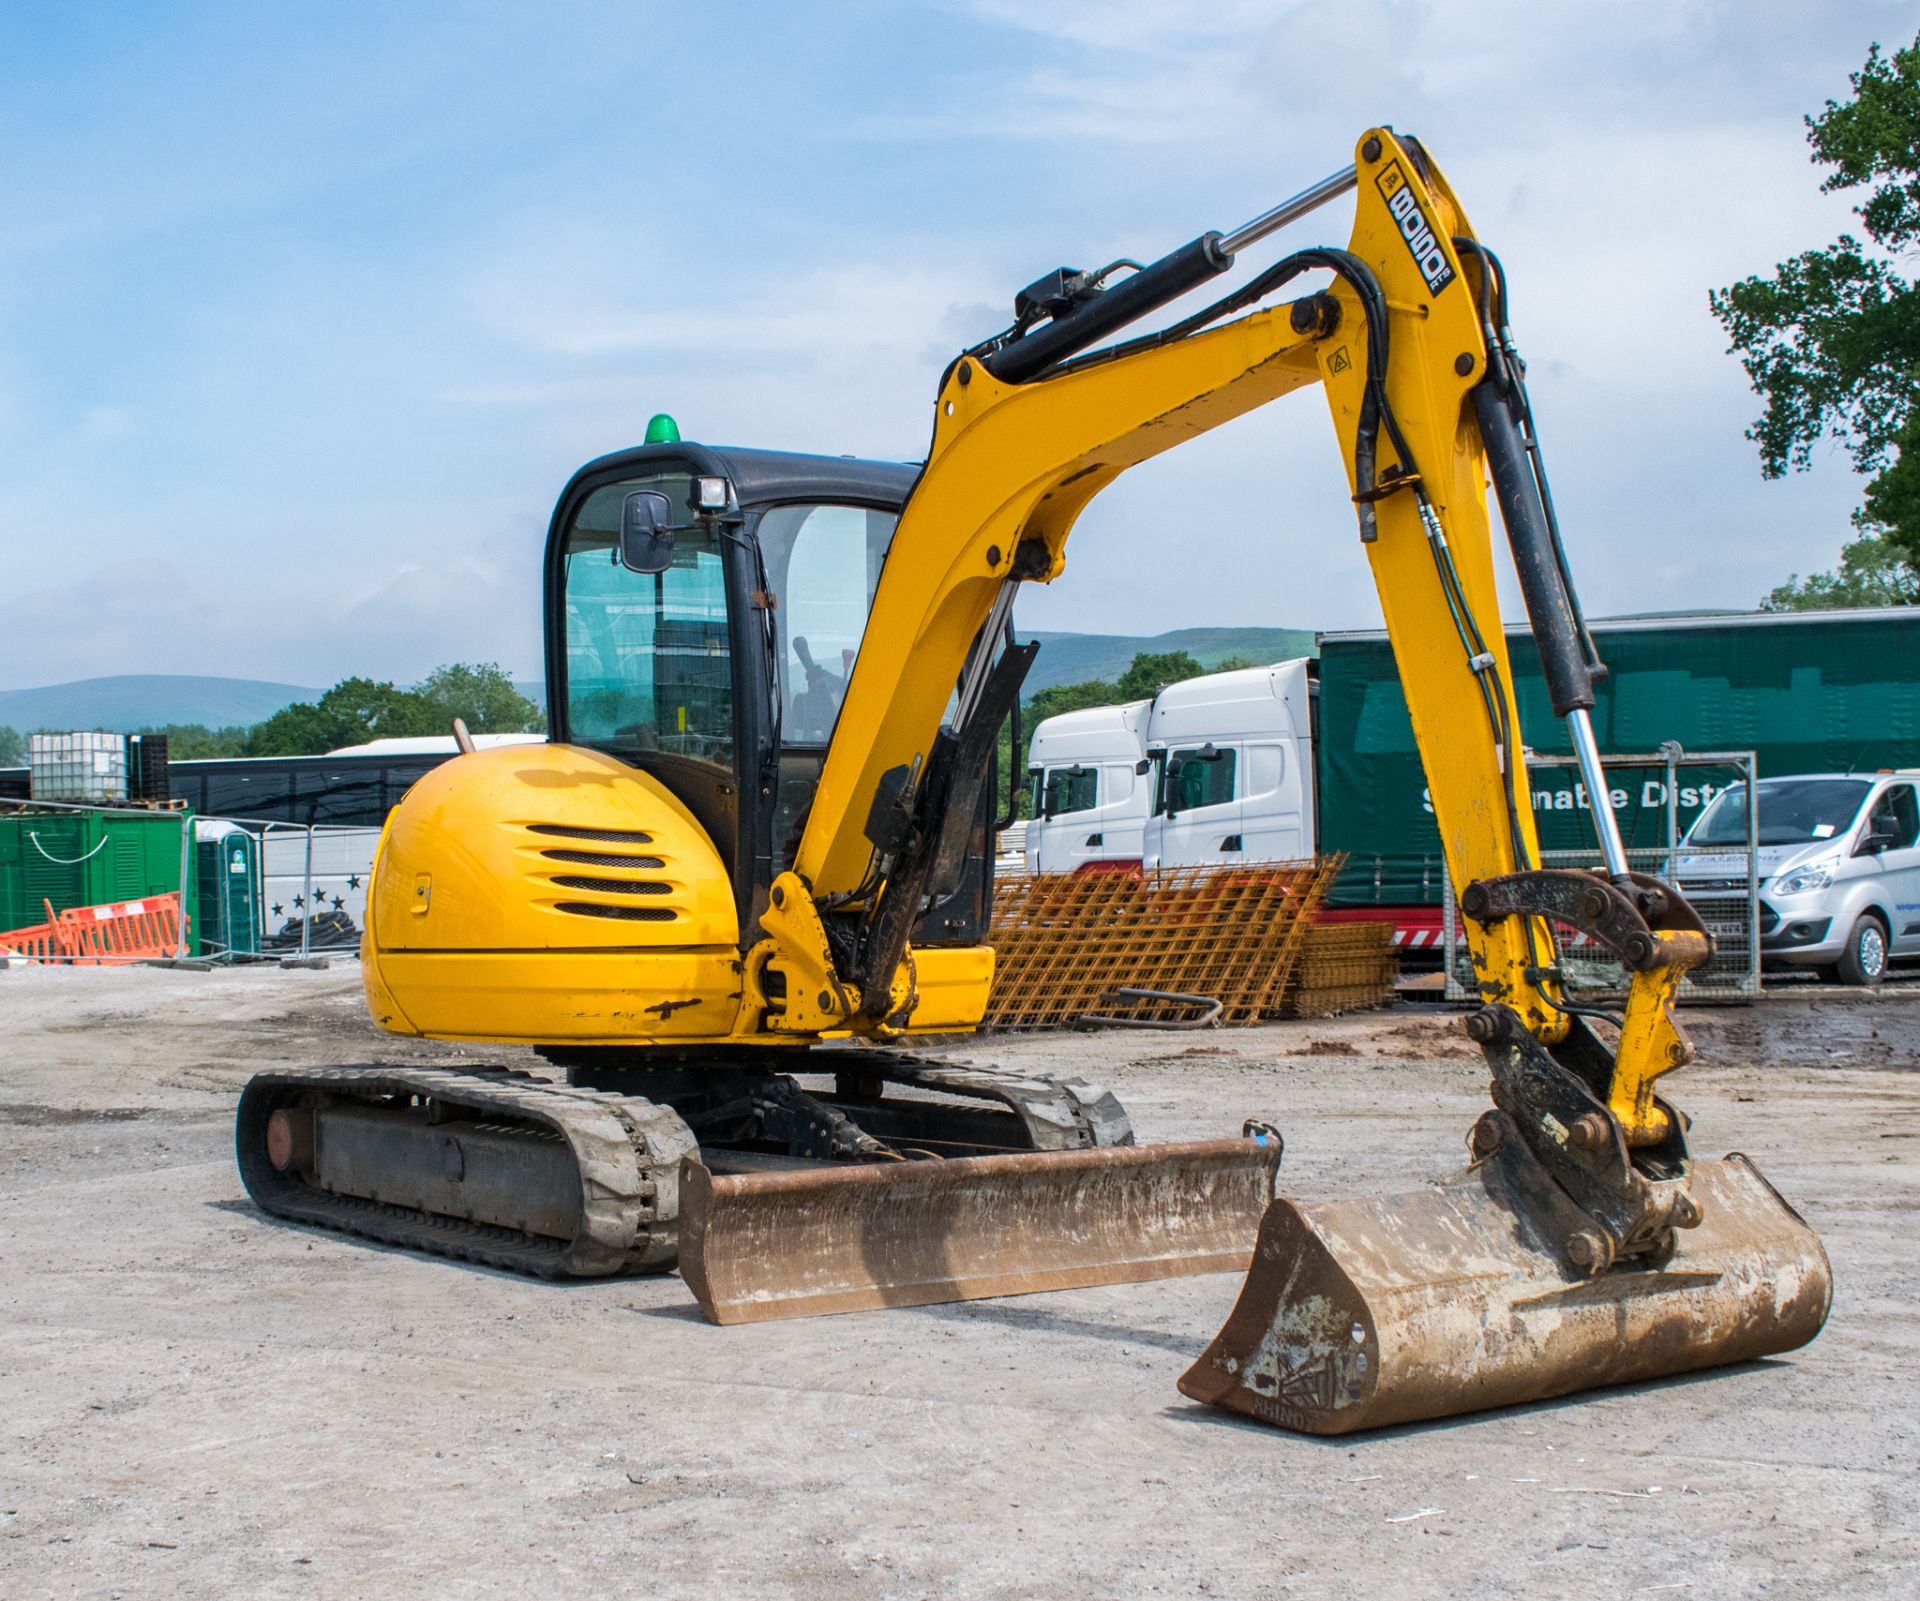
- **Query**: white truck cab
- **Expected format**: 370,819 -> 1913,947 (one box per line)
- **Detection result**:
1142,660 -> 1316,869
1675,770 -> 1920,985
1022,700 -> 1153,873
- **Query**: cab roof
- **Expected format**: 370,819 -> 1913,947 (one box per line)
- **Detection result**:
566,441 -> 922,511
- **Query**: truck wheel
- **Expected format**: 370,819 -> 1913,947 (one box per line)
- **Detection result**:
1835,913 -> 1889,988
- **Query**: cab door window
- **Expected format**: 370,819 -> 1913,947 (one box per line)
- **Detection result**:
1044,765 -> 1099,816
1870,784 -> 1920,850
561,474 -> 734,767
1160,747 -> 1236,813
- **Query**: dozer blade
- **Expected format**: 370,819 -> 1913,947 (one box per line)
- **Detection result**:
679,1138 -> 1283,1324
1178,1128 -> 1831,1435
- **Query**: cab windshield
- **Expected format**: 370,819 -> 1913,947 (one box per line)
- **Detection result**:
1688,778 -> 1871,847
755,503 -> 898,745
562,473 -> 734,767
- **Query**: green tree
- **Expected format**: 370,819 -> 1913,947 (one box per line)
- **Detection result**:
1209,654 -> 1262,672
1025,676 -> 1120,725
1762,532 -> 1920,610
1115,650 -> 1205,701
0,725 -> 24,766
134,723 -> 251,760
245,677 -> 443,757
1709,34 -> 1920,588
416,662 -> 545,733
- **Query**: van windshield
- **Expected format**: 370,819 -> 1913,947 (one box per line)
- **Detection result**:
1689,778 -> 1871,847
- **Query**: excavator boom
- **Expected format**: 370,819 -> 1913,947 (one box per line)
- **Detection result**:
676,127 -> 1830,1419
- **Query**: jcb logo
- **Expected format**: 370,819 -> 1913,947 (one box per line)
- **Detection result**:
1375,161 -> 1455,297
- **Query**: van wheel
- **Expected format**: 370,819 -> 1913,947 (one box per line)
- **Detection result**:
1835,913 -> 1890,987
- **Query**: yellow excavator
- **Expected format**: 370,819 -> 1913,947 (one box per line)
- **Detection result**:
237,128 -> 1830,1434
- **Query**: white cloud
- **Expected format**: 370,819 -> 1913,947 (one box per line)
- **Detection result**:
0,0 -> 1905,697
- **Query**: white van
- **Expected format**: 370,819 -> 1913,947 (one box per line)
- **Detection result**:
1022,700 -> 1152,874
1674,771 -> 1920,985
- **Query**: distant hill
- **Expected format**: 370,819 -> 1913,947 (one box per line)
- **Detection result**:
0,675 -> 321,733
0,633 -> 1315,737
1018,627 -> 1316,694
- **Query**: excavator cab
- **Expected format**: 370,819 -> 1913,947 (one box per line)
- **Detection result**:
547,441 -> 938,938
549,438 -> 1008,958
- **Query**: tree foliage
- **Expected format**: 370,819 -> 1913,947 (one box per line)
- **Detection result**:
0,725 -> 24,766
1761,532 -> 1920,610
1710,33 -> 1920,588
417,662 -> 546,734
1115,650 -> 1205,701
244,664 -> 543,757
134,723 -> 251,760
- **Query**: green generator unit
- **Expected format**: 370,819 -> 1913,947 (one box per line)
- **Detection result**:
0,808 -> 199,954
195,826 -> 261,958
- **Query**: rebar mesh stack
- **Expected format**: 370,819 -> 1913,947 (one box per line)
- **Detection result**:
1273,918 -> 1399,1017
983,858 -> 1349,1031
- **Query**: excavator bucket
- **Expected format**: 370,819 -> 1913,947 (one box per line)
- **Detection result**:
1178,1129 -> 1832,1434
679,1137 -> 1283,1324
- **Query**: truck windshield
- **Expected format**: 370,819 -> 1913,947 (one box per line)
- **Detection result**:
562,474 -> 734,768
1689,778 -> 1871,847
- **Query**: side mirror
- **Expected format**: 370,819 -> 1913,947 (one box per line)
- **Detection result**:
620,491 -> 675,574
1858,828 -> 1896,857
1135,758 -> 1152,776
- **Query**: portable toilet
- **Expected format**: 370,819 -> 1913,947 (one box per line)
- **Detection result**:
195,822 -> 260,958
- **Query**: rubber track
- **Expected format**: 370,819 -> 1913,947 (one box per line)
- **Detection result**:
855,1054 -> 1133,1150
237,1057 -> 1129,1279
235,1065 -> 695,1280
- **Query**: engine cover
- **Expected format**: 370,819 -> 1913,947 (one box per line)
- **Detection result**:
361,744 -> 746,1044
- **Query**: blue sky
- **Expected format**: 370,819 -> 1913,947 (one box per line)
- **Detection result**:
0,0 -> 1909,690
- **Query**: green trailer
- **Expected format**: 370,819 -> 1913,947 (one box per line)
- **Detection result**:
1317,607 -> 1920,911
0,807 -> 199,954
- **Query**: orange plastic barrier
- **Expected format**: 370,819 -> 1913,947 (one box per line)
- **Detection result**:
49,893 -> 188,965
0,901 -> 64,963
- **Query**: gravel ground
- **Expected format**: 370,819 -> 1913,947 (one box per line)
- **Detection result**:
1,963 -> 1915,1600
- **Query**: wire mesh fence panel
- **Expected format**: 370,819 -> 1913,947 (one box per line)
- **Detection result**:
1441,845 -> 1760,1005
983,857 -> 1344,1031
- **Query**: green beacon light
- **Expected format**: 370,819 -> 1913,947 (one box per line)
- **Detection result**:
645,413 -> 681,445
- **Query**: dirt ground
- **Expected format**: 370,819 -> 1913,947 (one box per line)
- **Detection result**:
1,964 -> 1915,1600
